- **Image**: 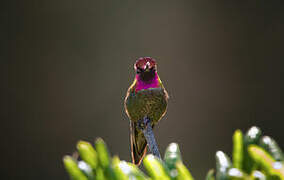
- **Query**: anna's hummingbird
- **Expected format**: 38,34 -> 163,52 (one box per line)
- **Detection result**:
124,57 -> 169,165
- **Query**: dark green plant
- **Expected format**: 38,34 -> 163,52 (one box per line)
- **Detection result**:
207,126 -> 284,180
63,127 -> 284,180
64,138 -> 193,180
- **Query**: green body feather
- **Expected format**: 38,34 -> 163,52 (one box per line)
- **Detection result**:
125,87 -> 168,123
124,80 -> 168,165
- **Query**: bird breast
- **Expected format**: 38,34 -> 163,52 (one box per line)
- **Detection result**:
125,88 -> 168,123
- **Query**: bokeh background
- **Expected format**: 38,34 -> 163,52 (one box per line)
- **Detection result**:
2,0 -> 284,179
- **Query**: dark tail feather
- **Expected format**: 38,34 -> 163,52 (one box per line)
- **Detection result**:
130,121 -> 147,165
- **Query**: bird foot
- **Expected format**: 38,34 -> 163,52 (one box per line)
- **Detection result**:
138,116 -> 161,159
138,116 -> 150,130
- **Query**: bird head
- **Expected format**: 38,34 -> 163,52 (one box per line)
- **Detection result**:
134,57 -> 157,82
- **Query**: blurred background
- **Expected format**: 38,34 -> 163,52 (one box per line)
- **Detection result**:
2,0 -> 284,179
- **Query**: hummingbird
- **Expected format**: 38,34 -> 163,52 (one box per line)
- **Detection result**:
124,57 -> 169,165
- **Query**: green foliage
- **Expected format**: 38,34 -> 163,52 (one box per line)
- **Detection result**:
208,126 -> 284,180
216,151 -> 232,180
63,126 -> 284,180
63,140 -> 193,180
233,130 -> 243,169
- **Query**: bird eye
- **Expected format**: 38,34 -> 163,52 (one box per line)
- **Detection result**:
136,67 -> 143,74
